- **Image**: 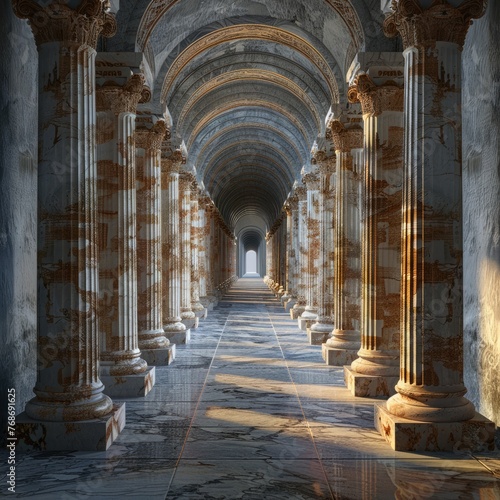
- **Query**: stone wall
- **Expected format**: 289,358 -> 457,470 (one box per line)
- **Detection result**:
0,0 -> 37,442
462,0 -> 500,426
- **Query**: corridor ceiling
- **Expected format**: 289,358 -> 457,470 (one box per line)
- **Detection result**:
109,0 -> 394,232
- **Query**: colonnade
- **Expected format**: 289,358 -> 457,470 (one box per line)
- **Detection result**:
12,0 -> 493,455
265,1 -> 495,452
13,0 -> 237,451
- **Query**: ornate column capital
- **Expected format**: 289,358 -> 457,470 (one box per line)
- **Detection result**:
135,120 -> 168,151
96,74 -> 150,114
348,74 -> 404,117
12,0 -> 116,47
302,170 -> 320,190
383,0 -> 486,50
329,120 -> 364,152
179,170 -> 197,190
316,155 -> 336,176
294,185 -> 307,201
161,150 -> 186,174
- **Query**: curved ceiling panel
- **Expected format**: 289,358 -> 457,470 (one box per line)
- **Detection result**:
158,23 -> 341,105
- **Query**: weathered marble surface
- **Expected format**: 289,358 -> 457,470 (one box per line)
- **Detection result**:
0,0 -> 37,434
462,0 -> 500,429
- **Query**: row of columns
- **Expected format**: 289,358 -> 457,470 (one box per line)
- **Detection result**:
13,0 -> 237,451
265,0 -> 494,452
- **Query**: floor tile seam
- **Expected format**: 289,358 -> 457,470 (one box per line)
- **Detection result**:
471,455 -> 500,478
266,301 -> 336,500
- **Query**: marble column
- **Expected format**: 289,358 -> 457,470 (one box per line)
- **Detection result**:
135,118 -> 175,366
179,170 -> 196,329
198,195 -> 211,310
190,185 -> 207,323
343,53 -> 404,398
291,185 -> 307,319
13,0 -> 124,451
265,231 -> 274,288
298,168 -> 320,331
323,121 -> 363,365
281,208 -> 291,305
310,153 -> 336,345
282,193 -> 298,311
374,0 -> 494,452
205,203 -> 218,308
96,70 -> 155,397
161,151 -> 189,344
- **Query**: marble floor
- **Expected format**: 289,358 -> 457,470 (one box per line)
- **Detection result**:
3,278 -> 500,499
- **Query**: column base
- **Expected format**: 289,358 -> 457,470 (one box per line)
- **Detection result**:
140,345 -> 176,366
290,305 -> 304,320
181,318 -> 196,329
307,327 -> 331,345
102,366 -> 155,397
298,315 -> 316,331
165,328 -> 191,345
374,403 -> 496,452
344,366 -> 398,398
194,308 -> 207,320
15,403 -> 125,451
284,299 -> 296,312
322,344 -> 358,366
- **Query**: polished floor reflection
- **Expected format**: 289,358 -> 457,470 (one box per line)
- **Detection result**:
7,279 -> 500,499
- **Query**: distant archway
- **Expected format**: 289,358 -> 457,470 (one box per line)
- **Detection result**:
245,250 -> 258,276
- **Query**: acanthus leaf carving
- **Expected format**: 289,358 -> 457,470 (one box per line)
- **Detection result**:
12,0 -> 117,47
349,74 -> 404,117
96,74 -> 149,114
383,0 -> 487,50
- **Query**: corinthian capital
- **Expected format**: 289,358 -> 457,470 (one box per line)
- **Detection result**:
12,0 -> 116,47
348,74 -> 404,117
161,150 -> 186,174
383,0 -> 486,50
329,120 -> 363,152
135,120 -> 168,151
97,74 -> 150,114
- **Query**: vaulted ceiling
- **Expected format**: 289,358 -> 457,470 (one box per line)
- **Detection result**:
109,0 -> 395,240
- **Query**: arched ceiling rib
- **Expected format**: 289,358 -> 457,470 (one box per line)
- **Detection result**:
107,0 -> 393,232
159,23 -> 340,105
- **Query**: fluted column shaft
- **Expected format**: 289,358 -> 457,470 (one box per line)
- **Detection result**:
324,123 -> 363,364
190,188 -> 206,320
161,153 -> 187,339
282,195 -> 298,309
178,171 -> 196,328
346,66 -> 404,396
198,198 -> 209,307
12,0 -> 116,423
291,187 -> 307,319
96,74 -> 149,379
135,121 -> 170,352
206,205 -> 217,303
311,156 -> 336,336
299,171 -> 320,328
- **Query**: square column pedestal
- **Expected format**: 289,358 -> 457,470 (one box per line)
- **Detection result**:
375,403 -> 496,452
322,344 -> 358,366
102,366 -> 156,398
307,327 -> 330,346
141,345 -> 176,366
344,366 -> 398,398
166,328 -> 191,345
15,403 -> 126,451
